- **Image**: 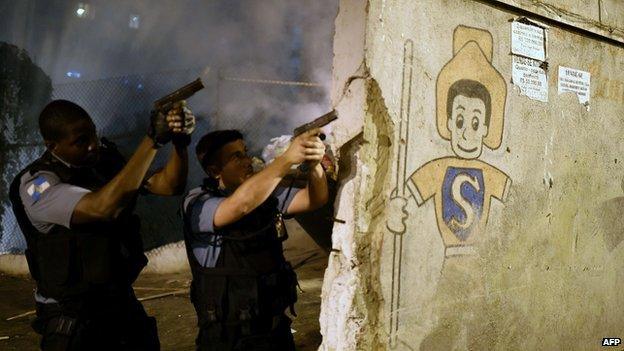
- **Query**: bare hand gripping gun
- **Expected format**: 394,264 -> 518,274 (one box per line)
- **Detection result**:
293,110 -> 338,172
279,109 -> 338,211
154,78 -> 204,112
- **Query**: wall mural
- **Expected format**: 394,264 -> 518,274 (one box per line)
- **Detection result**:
387,25 -> 511,348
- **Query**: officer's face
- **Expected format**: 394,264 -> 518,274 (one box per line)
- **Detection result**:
214,139 -> 253,190
48,118 -> 100,167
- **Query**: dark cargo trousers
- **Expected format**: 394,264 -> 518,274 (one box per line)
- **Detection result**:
33,292 -> 159,351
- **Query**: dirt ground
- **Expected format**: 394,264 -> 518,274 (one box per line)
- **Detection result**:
0,220 -> 327,351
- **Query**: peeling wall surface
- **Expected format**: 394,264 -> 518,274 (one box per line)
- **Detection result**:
320,0 -> 624,350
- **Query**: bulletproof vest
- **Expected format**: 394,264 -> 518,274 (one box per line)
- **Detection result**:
182,180 -> 298,338
8,139 -> 147,302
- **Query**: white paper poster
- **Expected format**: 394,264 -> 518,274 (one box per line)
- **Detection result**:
558,66 -> 591,106
512,56 -> 548,102
511,21 -> 546,61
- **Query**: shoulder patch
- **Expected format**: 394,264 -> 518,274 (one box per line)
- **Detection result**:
27,176 -> 51,202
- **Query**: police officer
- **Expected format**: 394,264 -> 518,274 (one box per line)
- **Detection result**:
9,99 -> 195,351
182,129 -> 328,350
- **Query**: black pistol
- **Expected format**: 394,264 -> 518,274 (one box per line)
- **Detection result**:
293,110 -> 338,172
154,78 -> 204,112
293,109 -> 338,141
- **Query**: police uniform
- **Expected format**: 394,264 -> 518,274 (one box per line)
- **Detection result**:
9,139 -> 159,351
182,179 -> 300,351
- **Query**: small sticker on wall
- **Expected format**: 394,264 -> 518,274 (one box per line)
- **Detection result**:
512,56 -> 548,102
511,21 -> 546,61
558,66 -> 591,108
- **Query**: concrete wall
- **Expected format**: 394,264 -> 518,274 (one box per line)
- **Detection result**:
489,0 -> 624,42
321,0 -> 624,350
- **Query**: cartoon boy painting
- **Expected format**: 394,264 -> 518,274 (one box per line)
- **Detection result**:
386,26 -> 513,348
393,26 -> 511,258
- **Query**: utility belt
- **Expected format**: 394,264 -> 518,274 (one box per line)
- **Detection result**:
192,261 -> 299,338
35,285 -> 133,321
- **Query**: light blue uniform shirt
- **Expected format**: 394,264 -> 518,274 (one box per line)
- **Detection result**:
18,168 -> 91,304
182,186 -> 300,267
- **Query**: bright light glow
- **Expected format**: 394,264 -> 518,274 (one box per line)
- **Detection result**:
75,3 -> 89,18
66,71 -> 81,78
129,14 -> 140,29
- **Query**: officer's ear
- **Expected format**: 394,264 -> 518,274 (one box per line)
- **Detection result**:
206,165 -> 221,180
44,140 -> 58,153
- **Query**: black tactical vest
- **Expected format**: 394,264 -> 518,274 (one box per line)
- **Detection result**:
8,139 -> 148,302
182,181 -> 298,339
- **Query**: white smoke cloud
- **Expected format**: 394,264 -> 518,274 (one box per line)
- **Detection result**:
0,0 -> 339,252
0,0 -> 338,143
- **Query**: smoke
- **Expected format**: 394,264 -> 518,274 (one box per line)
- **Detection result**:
0,0 -> 339,151
0,0 -> 339,252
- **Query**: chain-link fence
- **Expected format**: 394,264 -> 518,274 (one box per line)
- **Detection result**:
1,68 -> 326,254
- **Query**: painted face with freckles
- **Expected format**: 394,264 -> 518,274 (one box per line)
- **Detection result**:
447,94 -> 489,159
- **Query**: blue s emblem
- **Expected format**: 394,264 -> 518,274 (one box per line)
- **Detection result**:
442,167 -> 484,241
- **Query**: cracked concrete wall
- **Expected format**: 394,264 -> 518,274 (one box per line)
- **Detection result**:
320,0 -> 624,350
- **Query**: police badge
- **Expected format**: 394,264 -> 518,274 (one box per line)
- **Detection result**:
275,212 -> 288,241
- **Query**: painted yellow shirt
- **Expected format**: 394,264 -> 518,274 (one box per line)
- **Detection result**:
407,157 -> 510,248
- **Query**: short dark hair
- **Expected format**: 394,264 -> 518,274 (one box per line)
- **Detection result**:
446,79 -> 491,126
195,129 -> 244,170
39,100 -> 91,141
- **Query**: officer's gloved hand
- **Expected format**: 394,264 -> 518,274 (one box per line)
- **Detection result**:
147,110 -> 172,148
148,101 -> 196,148
171,102 -> 196,147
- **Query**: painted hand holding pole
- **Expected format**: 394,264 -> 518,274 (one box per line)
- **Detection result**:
386,39 -> 414,348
